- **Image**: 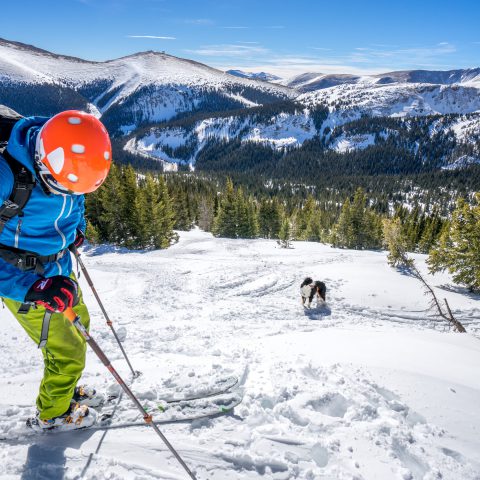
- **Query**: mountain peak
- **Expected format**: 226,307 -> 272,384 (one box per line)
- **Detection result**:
227,69 -> 281,82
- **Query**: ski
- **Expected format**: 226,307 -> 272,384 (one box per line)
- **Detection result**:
100,375 -> 239,408
1,376 -> 242,441
162,375 -> 239,405
0,391 -> 242,440
96,391 -> 242,431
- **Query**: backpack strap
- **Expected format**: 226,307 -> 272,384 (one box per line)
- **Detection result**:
0,149 -> 36,236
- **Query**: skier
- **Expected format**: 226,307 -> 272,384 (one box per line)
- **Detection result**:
0,110 -> 112,431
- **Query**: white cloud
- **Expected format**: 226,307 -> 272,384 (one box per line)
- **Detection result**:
349,42 -> 456,64
185,44 -> 268,57
186,41 -> 460,78
217,61 -> 385,78
221,26 -> 249,29
184,19 -> 214,26
128,35 -> 176,40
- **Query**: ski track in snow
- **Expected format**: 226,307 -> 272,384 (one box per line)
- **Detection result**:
1,230 -> 480,480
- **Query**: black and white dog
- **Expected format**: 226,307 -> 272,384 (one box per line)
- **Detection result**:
300,277 -> 327,308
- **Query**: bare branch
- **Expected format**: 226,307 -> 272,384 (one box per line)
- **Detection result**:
398,250 -> 466,333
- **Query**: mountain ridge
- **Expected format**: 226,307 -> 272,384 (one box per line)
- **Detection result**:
0,37 -> 479,175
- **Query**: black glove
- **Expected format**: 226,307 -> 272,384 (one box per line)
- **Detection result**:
73,229 -> 85,249
25,276 -> 79,313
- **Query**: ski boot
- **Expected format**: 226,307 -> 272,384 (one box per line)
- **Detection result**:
73,384 -> 106,407
27,401 -> 97,431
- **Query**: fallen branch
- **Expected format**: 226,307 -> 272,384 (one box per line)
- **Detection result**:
400,251 -> 466,333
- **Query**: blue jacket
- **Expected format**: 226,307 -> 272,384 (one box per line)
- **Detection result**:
0,117 -> 86,302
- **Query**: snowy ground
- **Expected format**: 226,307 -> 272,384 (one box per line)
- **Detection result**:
1,229 -> 479,480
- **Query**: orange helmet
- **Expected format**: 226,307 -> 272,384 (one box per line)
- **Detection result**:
35,110 -> 112,194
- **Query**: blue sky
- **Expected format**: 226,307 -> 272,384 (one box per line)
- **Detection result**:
2,0 -> 479,76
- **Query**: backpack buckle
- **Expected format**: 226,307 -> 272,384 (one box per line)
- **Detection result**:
23,255 -> 38,269
0,200 -> 20,219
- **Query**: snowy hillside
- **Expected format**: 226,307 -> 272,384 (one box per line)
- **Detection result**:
227,70 -> 281,82
1,37 -> 479,172
0,38 -> 292,133
283,73 -> 369,92
285,68 -> 480,93
1,230 -> 479,479
125,111 -> 317,164
300,83 -> 480,129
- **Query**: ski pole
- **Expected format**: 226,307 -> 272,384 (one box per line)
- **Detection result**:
70,245 -> 139,378
64,307 -> 198,480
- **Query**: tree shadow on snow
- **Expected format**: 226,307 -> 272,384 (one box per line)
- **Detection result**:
436,283 -> 479,300
303,303 -> 332,320
395,265 -> 416,278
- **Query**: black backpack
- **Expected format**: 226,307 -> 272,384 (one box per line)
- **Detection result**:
0,105 -> 23,147
0,105 -> 36,236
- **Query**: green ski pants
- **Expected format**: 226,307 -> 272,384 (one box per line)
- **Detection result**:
2,275 -> 90,420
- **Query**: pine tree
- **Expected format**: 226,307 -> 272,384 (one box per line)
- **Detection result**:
297,195 -> 322,241
332,189 -> 383,249
418,208 -> 443,253
154,175 -> 177,248
85,220 -> 100,245
121,165 -> 141,248
133,180 -> 149,248
258,198 -> 282,239
428,195 -> 480,291
171,187 -> 192,231
278,216 -> 292,248
97,164 -> 125,244
382,217 -> 413,267
235,187 -> 250,238
235,189 -> 258,239
331,198 -> 353,247
213,178 -> 238,238
246,195 -> 259,239
197,196 -> 214,231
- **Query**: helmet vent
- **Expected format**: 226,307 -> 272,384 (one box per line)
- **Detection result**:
68,173 -> 79,183
68,117 -> 82,125
46,147 -> 65,174
71,144 -> 86,154
104,151 -> 110,160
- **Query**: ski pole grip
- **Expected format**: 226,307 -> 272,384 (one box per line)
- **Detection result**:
64,307 -> 77,323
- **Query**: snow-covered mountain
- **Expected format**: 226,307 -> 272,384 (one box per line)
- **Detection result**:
283,72 -> 367,92
1,37 -> 479,173
285,68 -> 480,93
1,230 -> 479,479
0,38 -> 292,135
300,82 -> 480,120
226,69 -> 281,82
125,110 -> 317,166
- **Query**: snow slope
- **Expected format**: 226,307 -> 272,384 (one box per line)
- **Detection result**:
0,39 -> 289,97
1,38 -> 479,171
1,230 -> 479,479
227,70 -> 281,83
285,69 -> 480,93
330,133 -> 376,153
0,39 -> 292,131
300,83 -> 480,133
126,112 -> 316,164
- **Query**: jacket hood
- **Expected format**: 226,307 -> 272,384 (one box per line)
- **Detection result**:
6,116 -> 49,174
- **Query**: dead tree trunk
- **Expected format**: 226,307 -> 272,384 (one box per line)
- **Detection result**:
401,252 -> 466,333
